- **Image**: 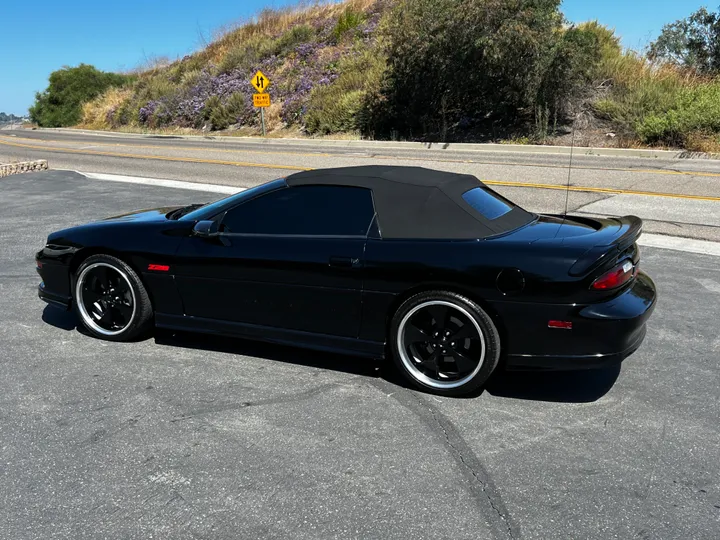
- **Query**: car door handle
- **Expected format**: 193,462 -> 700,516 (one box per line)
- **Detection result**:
329,256 -> 355,268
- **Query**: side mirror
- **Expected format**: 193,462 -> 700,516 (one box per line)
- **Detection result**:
192,220 -> 220,238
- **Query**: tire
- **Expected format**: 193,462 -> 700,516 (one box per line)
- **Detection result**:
389,290 -> 500,397
73,254 -> 153,342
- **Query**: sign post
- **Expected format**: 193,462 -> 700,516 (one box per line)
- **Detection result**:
250,70 -> 271,137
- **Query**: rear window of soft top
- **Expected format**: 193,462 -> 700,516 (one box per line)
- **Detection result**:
461,187 -> 514,220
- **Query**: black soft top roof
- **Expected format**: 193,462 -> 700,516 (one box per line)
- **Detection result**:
286,166 -> 533,239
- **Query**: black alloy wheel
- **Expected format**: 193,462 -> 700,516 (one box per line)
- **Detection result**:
74,254 -> 153,341
390,291 -> 500,396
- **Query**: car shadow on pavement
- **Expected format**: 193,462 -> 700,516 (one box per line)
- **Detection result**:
154,329 -> 383,379
484,364 -> 622,403
40,308 -> 620,403
154,329 -> 621,403
41,305 -> 77,331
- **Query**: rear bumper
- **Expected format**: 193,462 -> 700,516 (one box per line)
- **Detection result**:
502,271 -> 657,371
505,324 -> 647,371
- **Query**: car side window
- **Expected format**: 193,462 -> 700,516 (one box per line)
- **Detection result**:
220,185 -> 375,236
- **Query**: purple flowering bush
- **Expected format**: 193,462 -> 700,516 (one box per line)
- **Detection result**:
112,0 -> 392,132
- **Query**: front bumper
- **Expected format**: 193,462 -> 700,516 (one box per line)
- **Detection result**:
36,249 -> 73,311
38,282 -> 72,310
502,271 -> 657,371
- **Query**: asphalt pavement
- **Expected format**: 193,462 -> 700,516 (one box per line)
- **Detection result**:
1,128 -> 719,242
1,170 -> 719,539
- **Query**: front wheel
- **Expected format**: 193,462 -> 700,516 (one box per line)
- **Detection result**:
390,291 -> 500,396
73,254 -> 153,341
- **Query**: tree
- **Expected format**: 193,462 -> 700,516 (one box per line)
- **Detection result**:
29,64 -> 132,127
648,7 -> 720,73
368,0 -> 604,140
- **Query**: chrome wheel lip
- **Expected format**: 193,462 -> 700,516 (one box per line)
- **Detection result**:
397,300 -> 486,390
75,262 -> 136,337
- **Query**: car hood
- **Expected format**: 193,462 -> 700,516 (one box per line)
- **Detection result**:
101,207 -> 181,222
46,205 -> 192,246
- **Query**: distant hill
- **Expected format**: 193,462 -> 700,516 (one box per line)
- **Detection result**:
82,0 -> 389,137
0,112 -> 22,123
75,0 -> 720,150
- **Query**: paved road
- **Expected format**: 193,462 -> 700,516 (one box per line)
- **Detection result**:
1,128 -> 720,241
1,170 -> 719,539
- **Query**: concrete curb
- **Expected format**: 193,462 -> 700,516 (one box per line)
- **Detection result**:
34,127 -> 719,161
0,159 -> 48,178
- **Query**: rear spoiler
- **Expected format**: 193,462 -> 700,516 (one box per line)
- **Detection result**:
569,216 -> 643,277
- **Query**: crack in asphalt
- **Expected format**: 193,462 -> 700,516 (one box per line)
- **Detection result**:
170,383 -> 337,422
412,392 -> 519,540
368,378 -> 519,540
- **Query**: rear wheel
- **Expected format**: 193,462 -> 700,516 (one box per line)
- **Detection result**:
73,254 -> 153,341
390,291 -> 500,396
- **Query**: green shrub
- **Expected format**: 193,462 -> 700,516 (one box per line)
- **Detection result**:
204,92 -> 247,130
577,20 -> 623,83
592,57 -> 695,140
536,24 -> 604,131
219,47 -> 250,73
180,68 -> 202,88
29,64 -> 132,127
333,8 -> 366,41
219,33 -> 283,74
635,83 -> 720,144
275,24 -> 315,55
306,51 -> 387,134
142,76 -> 176,101
115,98 -> 137,126
307,90 -> 365,134
375,0 -> 567,139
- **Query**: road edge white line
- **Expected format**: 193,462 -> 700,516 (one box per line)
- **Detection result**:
78,171 -> 242,195
72,170 -> 720,257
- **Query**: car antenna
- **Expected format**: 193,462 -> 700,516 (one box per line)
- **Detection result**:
556,111 -> 577,237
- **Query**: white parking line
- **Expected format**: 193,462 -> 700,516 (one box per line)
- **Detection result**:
79,171 -> 242,194
72,171 -> 720,257
694,278 -> 720,294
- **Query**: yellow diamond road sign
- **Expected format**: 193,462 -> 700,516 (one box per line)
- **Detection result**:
251,71 -> 270,93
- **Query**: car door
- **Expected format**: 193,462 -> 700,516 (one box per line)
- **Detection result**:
172,185 -> 375,338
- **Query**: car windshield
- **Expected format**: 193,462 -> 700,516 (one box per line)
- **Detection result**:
179,179 -> 286,221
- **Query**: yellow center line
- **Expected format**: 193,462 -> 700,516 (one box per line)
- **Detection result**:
0,137 -> 311,172
6,133 -> 720,179
2,136 -> 719,202
482,180 -> 720,202
8,133 -> 720,180
0,134 -> 334,159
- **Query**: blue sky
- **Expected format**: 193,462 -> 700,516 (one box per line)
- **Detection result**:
0,0 -> 709,115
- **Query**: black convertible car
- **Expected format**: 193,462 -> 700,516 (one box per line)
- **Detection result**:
37,166 -> 656,396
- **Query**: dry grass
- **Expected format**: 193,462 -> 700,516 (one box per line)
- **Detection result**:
684,132 -> 720,153
205,0 -> 375,63
263,102 -> 284,131
128,55 -> 173,75
591,50 -> 715,144
601,51 -> 703,91
80,87 -> 134,129
78,0 -> 382,137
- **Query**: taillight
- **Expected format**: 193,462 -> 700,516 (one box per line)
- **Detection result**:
591,260 -> 635,290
